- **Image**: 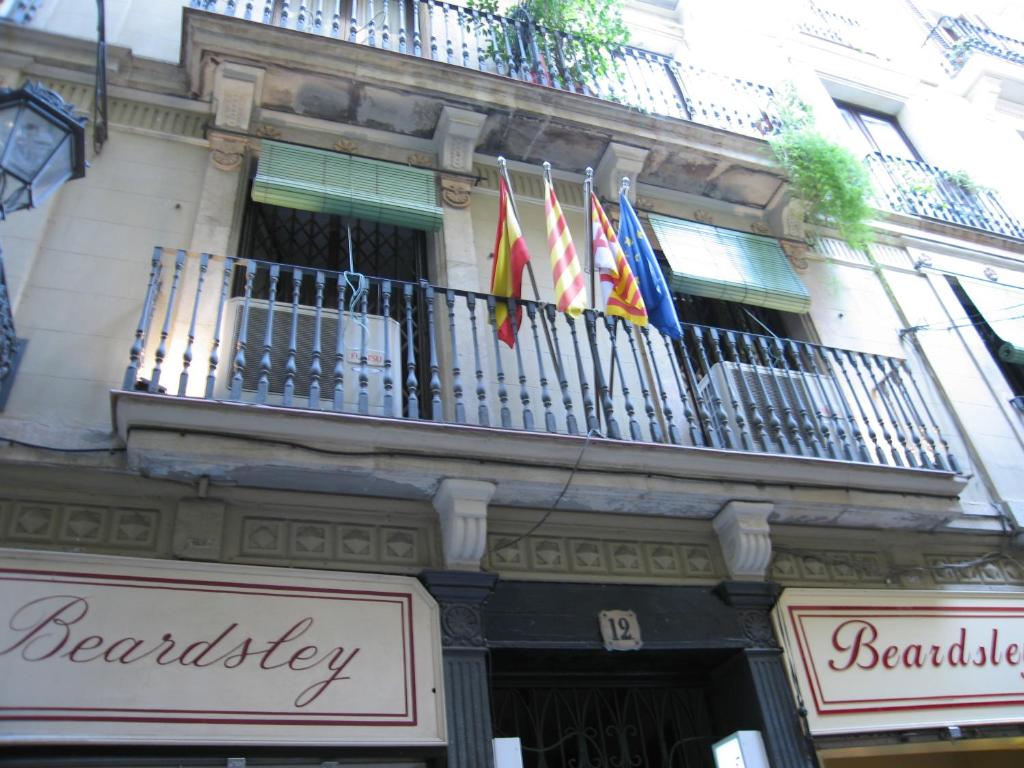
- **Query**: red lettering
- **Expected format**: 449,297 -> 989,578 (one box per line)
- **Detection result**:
178,624 -> 238,667
990,629 -> 1002,665
261,618 -> 314,670
974,646 -> 988,666
154,634 -> 181,665
288,645 -> 321,671
0,596 -> 89,661
102,637 -> 145,663
950,628 -> 969,666
1007,644 -> 1020,665
293,647 -> 360,707
66,635 -> 104,662
928,645 -> 943,667
902,644 -> 924,668
829,620 -> 879,671
882,645 -> 899,669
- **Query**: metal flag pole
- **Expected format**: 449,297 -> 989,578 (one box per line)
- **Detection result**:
582,166 -> 605,433
497,157 -> 563,388
621,175 -> 669,442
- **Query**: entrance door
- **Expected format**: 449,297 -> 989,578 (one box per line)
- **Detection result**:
491,651 -> 717,768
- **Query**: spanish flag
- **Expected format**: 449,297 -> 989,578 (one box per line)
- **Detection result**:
544,174 -> 586,316
591,193 -> 647,326
490,173 -> 531,347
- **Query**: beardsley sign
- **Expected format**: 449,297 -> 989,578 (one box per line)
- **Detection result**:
773,588 -> 1024,735
0,550 -> 445,745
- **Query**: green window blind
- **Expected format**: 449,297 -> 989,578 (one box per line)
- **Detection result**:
648,214 -> 811,314
960,279 -> 1024,364
252,140 -> 443,232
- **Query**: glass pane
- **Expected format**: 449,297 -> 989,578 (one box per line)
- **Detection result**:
861,113 -> 916,158
837,106 -> 876,158
0,104 -> 17,157
30,134 -> 72,207
4,105 -> 66,180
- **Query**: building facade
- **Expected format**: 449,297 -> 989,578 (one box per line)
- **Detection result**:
0,0 -> 1023,766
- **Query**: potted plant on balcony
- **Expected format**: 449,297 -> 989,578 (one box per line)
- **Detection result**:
468,0 -> 629,86
769,87 -> 874,251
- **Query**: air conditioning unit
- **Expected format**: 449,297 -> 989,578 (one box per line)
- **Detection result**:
696,361 -> 843,449
217,298 -> 401,417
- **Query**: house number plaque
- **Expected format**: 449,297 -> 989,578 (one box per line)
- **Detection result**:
599,610 -> 642,651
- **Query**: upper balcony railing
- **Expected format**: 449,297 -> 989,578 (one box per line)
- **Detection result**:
797,0 -> 866,51
928,15 -> 1024,75
186,1 -> 780,138
121,247 -> 960,473
866,153 -> 1024,241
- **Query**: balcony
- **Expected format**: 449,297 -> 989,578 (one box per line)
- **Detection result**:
866,153 -> 1024,241
928,15 -> 1024,75
186,0 -> 780,139
796,1 -> 867,52
111,247 -> 965,526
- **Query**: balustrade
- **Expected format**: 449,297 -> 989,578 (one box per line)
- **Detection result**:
866,153 -> 1024,240
928,15 -> 1024,75
122,248 -> 959,472
183,0 -> 778,138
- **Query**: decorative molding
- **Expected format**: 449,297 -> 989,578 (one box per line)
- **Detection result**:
333,137 -> 360,154
172,499 -> 224,561
407,152 -> 435,168
432,478 -> 495,571
770,549 -> 887,584
780,240 -> 810,272
439,174 -> 473,209
693,209 -> 714,225
712,501 -> 773,581
256,124 -> 282,139
238,515 -> 430,569
441,602 -> 486,648
208,132 -> 248,171
738,609 -> 777,647
486,532 -> 720,580
750,221 -> 772,235
0,499 -> 164,552
926,554 -> 1024,585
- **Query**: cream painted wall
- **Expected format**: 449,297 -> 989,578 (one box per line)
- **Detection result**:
2,131 -> 208,437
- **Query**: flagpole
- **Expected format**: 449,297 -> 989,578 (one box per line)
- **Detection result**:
621,175 -> 670,442
498,156 -> 564,392
582,166 -> 605,433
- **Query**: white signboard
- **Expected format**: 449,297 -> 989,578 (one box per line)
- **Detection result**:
0,549 -> 445,746
773,588 -> 1024,735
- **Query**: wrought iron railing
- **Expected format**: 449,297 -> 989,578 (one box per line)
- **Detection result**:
0,0 -> 42,24
185,0 -> 779,138
928,15 -> 1024,75
0,261 -> 19,394
797,0 -> 865,51
121,247 -> 960,472
866,153 -> 1024,240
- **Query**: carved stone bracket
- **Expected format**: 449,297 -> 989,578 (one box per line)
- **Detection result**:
596,143 -> 649,203
212,63 -> 264,133
432,478 -> 496,571
433,106 -> 486,174
712,500 -> 773,581
208,132 -> 249,172
439,174 -> 473,209
781,240 -> 810,272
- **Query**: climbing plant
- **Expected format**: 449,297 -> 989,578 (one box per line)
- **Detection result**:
769,86 -> 875,251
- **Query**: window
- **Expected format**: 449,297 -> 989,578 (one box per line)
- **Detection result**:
835,102 -> 918,159
948,277 -> 1024,398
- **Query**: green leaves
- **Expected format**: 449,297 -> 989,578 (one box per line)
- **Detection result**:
467,0 -> 630,80
769,88 -> 874,251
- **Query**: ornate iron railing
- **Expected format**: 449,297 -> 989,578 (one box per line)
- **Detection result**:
0,260 -> 22,409
797,0 -> 865,51
928,15 -> 1024,75
185,0 -> 779,138
866,153 -> 1024,240
121,247 -> 961,472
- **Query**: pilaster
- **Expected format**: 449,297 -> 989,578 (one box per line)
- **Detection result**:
420,570 -> 499,768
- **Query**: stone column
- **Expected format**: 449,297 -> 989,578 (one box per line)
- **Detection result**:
713,581 -> 818,768
420,570 -> 499,768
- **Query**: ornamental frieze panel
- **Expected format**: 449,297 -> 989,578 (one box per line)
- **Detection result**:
0,499 -> 166,554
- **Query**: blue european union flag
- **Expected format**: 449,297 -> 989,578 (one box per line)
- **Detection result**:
617,191 -> 681,339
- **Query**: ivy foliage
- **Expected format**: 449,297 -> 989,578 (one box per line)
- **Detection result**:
769,87 -> 874,251
467,0 -> 630,80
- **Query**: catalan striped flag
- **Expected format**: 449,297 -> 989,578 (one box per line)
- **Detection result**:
490,173 -> 531,347
544,173 -> 586,316
591,192 -> 647,326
